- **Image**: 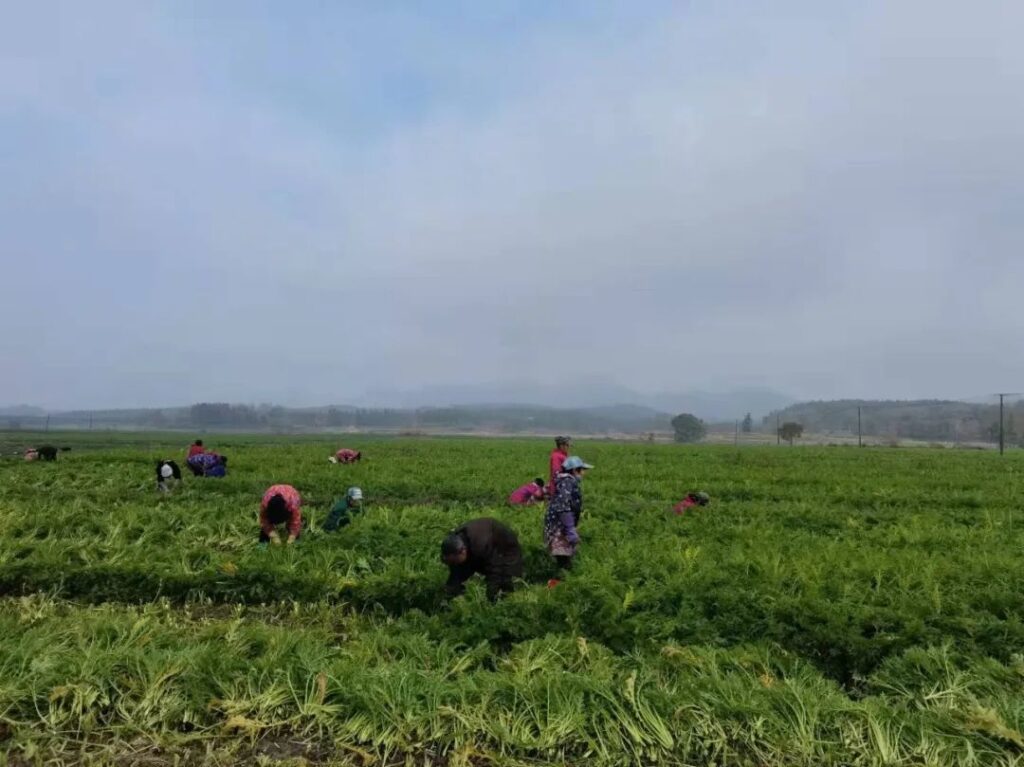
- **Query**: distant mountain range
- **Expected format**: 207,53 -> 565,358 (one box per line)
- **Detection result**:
0,385 -> 795,436
3,395 -> 1012,441
2,384 -> 795,424
0,405 -> 46,417
357,382 -> 795,422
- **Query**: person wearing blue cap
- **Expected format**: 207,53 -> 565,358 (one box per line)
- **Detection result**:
323,487 -> 364,531
543,455 -> 593,571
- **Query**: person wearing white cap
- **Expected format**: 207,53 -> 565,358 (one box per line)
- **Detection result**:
543,455 -> 593,571
323,486 -> 364,531
156,459 -> 182,492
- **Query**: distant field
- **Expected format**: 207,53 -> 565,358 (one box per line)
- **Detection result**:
2,432 -> 1023,765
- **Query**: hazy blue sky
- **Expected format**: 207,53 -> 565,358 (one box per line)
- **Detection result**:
2,1 -> 1022,409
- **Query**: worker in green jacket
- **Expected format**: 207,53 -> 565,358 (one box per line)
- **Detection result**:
323,487 -> 364,531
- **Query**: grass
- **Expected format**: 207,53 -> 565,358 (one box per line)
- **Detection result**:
1,431 -> 1023,765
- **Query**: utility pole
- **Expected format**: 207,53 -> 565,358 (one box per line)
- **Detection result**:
996,393 -> 1019,455
45,415 -> 50,432
858,406 -> 862,447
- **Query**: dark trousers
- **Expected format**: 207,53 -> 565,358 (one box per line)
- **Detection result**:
446,551 -> 524,601
484,552 -> 524,601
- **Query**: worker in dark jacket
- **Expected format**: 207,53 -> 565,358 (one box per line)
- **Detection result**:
156,459 -> 182,492
323,487 -> 363,531
440,518 -> 524,601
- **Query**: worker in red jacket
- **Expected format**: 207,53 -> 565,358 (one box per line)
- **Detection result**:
330,448 -> 362,464
547,436 -> 571,495
187,439 -> 206,458
674,492 -> 710,514
259,484 -> 303,545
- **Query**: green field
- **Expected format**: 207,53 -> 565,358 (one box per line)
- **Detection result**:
2,432 -> 1024,766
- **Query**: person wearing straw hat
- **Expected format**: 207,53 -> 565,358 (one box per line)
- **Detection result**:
323,486 -> 364,531
543,455 -> 593,571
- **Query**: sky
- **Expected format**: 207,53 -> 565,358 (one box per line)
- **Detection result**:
2,1 -> 1023,410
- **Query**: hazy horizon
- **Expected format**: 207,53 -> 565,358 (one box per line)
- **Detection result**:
4,1 -> 1023,411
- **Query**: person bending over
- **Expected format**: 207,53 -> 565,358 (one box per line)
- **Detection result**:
441,517 -> 523,601
259,484 -> 303,545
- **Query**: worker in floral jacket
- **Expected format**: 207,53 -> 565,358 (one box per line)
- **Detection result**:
543,456 -> 593,570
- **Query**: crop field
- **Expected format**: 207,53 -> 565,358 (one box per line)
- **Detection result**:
2,432 -> 1024,766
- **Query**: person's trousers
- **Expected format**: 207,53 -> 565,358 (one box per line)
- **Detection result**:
484,551 -> 524,601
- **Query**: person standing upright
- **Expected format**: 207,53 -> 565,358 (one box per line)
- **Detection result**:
543,456 -> 593,571
548,436 -> 571,495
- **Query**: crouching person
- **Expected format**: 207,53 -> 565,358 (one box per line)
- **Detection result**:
259,484 -> 302,545
508,478 -> 546,506
188,452 -> 227,477
323,487 -> 363,531
441,518 -> 523,602
329,448 -> 362,464
156,460 -> 182,492
674,491 -> 710,514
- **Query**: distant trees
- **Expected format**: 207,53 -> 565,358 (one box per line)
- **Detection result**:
779,422 -> 804,445
189,403 -> 265,428
671,413 -> 706,443
766,400 -> 1024,443
741,413 -> 753,433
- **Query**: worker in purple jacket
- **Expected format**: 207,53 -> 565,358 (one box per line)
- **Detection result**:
543,456 -> 593,570
187,451 -> 227,477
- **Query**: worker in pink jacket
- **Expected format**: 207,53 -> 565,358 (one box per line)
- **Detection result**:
260,484 -> 303,545
330,448 -> 362,464
509,478 -> 546,506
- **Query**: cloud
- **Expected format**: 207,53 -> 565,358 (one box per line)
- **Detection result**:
2,0 -> 1022,408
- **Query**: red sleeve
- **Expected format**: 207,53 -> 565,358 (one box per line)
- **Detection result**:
287,490 -> 302,536
288,504 -> 302,536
